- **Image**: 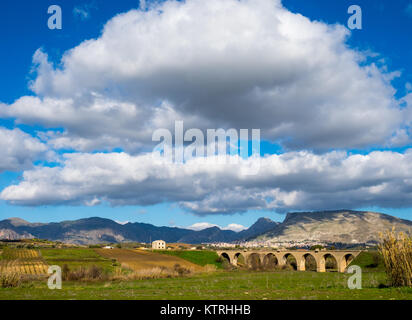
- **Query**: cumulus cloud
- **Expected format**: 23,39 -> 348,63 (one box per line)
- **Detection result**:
223,223 -> 248,232
3,150 -> 412,215
0,128 -> 48,172
115,220 -> 129,225
73,7 -> 90,20
1,0 -> 411,218
0,0 -> 408,151
73,3 -> 97,21
186,222 -> 247,231
186,222 -> 218,230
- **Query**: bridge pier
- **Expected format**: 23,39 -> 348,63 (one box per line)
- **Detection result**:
297,256 -> 306,272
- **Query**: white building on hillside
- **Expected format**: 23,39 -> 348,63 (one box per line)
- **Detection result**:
152,240 -> 166,249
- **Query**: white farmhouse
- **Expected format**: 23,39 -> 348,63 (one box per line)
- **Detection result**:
152,240 -> 166,250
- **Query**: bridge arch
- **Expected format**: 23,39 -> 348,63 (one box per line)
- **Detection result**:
319,253 -> 338,272
263,253 -> 278,270
339,253 -> 355,272
248,253 -> 262,270
233,252 -> 246,267
282,253 -> 298,270
298,253 -> 317,272
220,252 -> 231,264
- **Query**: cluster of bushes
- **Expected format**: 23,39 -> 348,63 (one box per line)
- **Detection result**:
62,264 -> 107,281
111,263 -> 193,281
379,230 -> 412,287
365,252 -> 384,269
0,272 -> 21,288
310,245 -> 324,251
173,264 -> 191,276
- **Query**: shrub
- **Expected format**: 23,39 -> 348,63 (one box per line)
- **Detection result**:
111,265 -> 193,281
248,254 -> 262,271
325,256 -> 337,270
366,252 -> 383,268
66,268 -> 86,281
310,245 -> 324,251
203,264 -> 217,272
63,265 -> 105,281
88,265 -> 103,279
173,264 -> 191,276
379,229 -> 412,287
285,255 -> 297,270
262,255 -> 278,271
0,272 -> 21,288
281,264 -> 294,271
221,259 -> 235,270
130,267 -> 176,280
305,255 -> 317,271
62,264 -> 70,280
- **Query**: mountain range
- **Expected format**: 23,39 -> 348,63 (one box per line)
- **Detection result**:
0,210 -> 410,245
255,210 -> 412,245
0,216 -> 278,245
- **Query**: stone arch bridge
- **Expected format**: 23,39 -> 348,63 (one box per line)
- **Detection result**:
217,250 -> 362,272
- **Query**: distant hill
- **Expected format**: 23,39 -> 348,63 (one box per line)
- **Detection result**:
253,210 -> 412,245
0,215 -> 278,245
1,210 -> 410,245
237,217 -> 279,240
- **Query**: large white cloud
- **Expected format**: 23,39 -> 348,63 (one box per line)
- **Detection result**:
1,0 -> 411,217
0,0 -> 409,151
2,149 -> 412,215
0,128 -> 48,172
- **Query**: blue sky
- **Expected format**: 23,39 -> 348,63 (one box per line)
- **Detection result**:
0,0 -> 411,229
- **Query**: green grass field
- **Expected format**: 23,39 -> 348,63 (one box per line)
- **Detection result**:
1,270 -> 411,300
157,250 -> 223,268
350,251 -> 386,272
40,248 -> 115,272
1,248 -> 411,300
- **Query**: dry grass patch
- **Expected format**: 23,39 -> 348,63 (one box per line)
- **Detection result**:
62,264 -> 108,281
0,272 -> 21,288
111,263 -> 194,280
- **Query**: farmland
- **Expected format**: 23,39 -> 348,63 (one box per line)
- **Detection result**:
0,246 -> 411,300
0,248 -> 48,275
40,248 -> 114,273
96,248 -> 204,272
157,250 -> 223,269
